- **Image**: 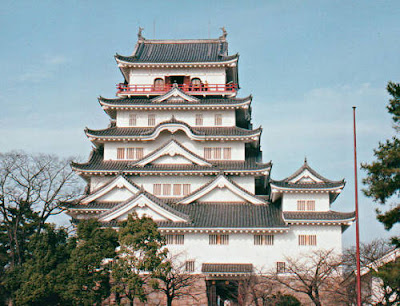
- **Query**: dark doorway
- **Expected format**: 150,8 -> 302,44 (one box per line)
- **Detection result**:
207,280 -> 239,306
167,75 -> 185,85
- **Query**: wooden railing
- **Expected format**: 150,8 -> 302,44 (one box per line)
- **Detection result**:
116,83 -> 238,95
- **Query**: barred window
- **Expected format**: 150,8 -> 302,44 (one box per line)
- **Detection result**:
136,148 -> 144,159
223,147 -> 231,160
129,113 -> 137,126
175,234 -> 184,245
297,200 -> 306,211
204,147 -> 212,159
254,234 -> 274,245
185,260 -> 195,272
306,200 -> 315,211
164,234 -> 184,245
215,114 -> 222,126
126,148 -> 135,159
298,235 -> 317,246
209,234 -> 229,245
276,262 -> 286,274
183,184 -> 191,196
117,148 -> 125,160
163,184 -> 171,196
173,184 -> 182,196
213,147 -> 221,160
153,184 -> 162,195
195,114 -> 203,126
148,114 -> 156,126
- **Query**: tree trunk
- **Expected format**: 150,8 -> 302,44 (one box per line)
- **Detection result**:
167,295 -> 173,306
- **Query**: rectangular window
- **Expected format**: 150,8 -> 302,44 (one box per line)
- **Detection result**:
213,147 -> 222,160
254,234 -> 274,245
163,184 -> 171,196
297,200 -> 306,211
209,234 -> 229,245
148,114 -> 156,126
195,114 -> 203,126
164,234 -> 184,245
298,235 -> 317,246
204,147 -> 212,159
153,184 -> 162,196
165,234 -> 174,244
173,184 -> 182,196
183,184 -> 191,196
306,200 -> 315,211
175,234 -> 184,245
117,148 -> 125,160
276,262 -> 286,274
126,148 -> 135,159
185,260 -> 195,272
129,113 -> 137,126
223,147 -> 232,160
215,114 -> 222,126
136,148 -> 144,159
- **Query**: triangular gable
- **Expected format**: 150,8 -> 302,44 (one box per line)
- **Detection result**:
98,192 -> 189,223
289,169 -> 323,184
133,139 -> 212,167
80,176 -> 139,204
178,175 -> 265,205
151,87 -> 200,103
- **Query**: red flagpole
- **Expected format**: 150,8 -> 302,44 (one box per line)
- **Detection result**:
353,106 -> 362,306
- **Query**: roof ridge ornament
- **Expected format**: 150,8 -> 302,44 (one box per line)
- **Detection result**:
138,27 -> 145,41
219,27 -> 227,40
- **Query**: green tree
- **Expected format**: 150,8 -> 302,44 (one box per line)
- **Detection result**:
62,219 -> 118,305
373,259 -> 400,306
362,81 -> 400,246
112,213 -> 167,305
12,225 -> 71,306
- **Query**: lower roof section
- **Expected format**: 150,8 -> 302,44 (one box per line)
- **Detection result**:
283,211 -> 355,222
202,263 -> 253,274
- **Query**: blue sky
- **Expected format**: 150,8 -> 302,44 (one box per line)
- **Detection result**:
1,0 -> 399,247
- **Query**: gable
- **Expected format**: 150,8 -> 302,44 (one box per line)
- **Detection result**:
133,140 -> 212,167
289,169 -> 323,184
151,87 -> 200,103
99,193 -> 189,223
178,175 -> 265,205
80,176 -> 139,204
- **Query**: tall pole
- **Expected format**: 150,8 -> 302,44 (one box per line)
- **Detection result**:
352,106 -> 362,306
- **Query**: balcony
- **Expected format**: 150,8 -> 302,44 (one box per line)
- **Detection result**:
116,83 -> 238,97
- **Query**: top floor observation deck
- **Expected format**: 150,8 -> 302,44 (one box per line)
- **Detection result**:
115,28 -> 238,97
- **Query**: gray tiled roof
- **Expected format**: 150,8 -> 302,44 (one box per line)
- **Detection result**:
283,211 -> 355,221
158,203 -> 287,228
99,95 -> 251,106
99,202 -> 286,229
71,149 -> 271,172
115,39 -> 238,63
202,263 -> 253,273
271,160 -> 344,189
85,120 -> 261,138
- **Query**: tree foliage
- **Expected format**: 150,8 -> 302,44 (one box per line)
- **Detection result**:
112,213 -> 167,305
362,82 -> 400,245
373,258 -> 400,306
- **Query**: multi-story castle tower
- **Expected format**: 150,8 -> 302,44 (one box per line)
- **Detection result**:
67,29 -> 355,303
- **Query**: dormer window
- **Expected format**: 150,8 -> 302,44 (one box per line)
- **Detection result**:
153,78 -> 165,91
215,114 -> 222,126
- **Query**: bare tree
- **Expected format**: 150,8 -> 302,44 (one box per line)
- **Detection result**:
0,151 -> 82,268
151,254 -> 204,306
271,249 -> 342,306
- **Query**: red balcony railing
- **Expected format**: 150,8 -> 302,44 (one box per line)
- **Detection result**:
116,83 -> 238,95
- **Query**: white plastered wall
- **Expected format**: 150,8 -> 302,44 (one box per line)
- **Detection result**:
128,67 -> 226,86
117,109 -> 236,127
282,192 -> 330,211
166,225 -> 343,273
